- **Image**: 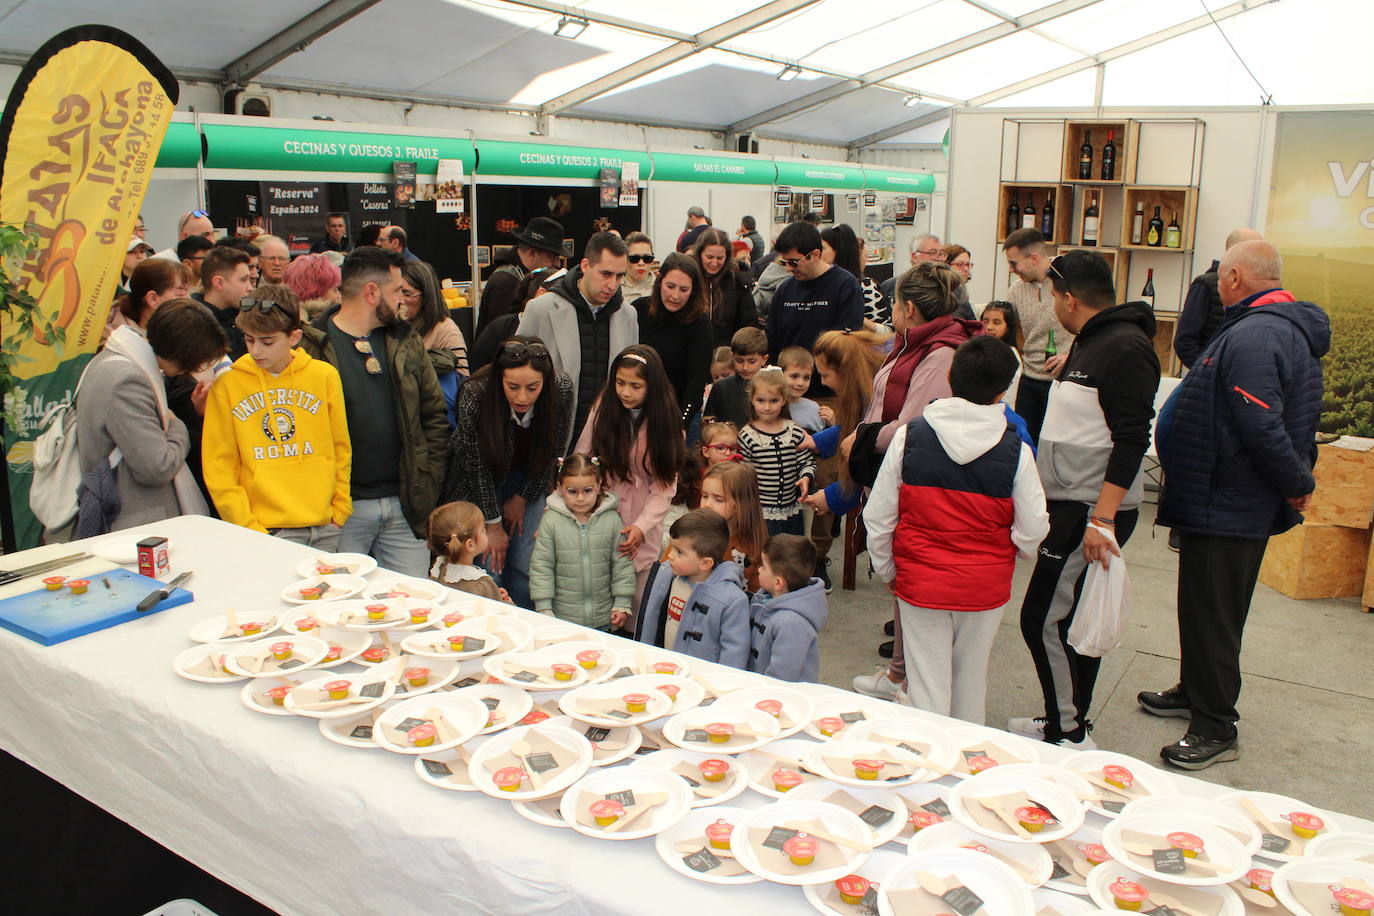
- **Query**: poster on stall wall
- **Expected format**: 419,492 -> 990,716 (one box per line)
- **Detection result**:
434,159 -> 464,214
894,196 -> 917,226
393,160 -> 416,208
599,168 -> 619,208
618,161 -> 639,207
1266,110 -> 1374,436
0,25 -> 178,549
846,193 -> 859,214
261,181 -> 327,252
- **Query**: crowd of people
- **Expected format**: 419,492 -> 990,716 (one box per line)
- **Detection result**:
69,204 -> 1327,771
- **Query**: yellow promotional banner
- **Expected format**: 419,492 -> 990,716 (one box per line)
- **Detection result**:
1,26 -> 178,548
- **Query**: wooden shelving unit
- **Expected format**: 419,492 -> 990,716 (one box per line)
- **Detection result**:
996,181 -> 1073,245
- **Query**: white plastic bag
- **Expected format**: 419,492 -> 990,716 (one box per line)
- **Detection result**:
1067,523 -> 1132,657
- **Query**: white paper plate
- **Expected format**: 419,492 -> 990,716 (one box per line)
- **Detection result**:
802,850 -> 907,915
890,783 -> 955,847
223,635 -> 329,678
1272,856 -> 1374,916
633,748 -> 752,808
303,628 -> 373,669
239,678 -> 311,717
368,654 -> 464,699
559,676 -> 676,727
1119,795 -> 1262,860
690,667 -> 757,698
1215,790 -> 1345,863
662,706 -> 781,754
909,820 -> 1053,887
654,806 -> 766,885
283,672 -> 395,719
401,615 -> 532,660
467,723 -> 594,801
944,724 -> 1042,777
712,685 -> 815,739
949,768 -> 1085,845
1102,809 -> 1252,885
846,716 -> 961,779
1031,886 -> 1113,914
280,574 -> 367,605
559,766 -> 693,841
294,552 -> 377,579
610,646 -> 692,680
412,737 -> 497,791
880,848 -> 1034,914
359,576 -> 448,604
543,714 -> 642,767
631,673 -> 705,719
992,763 -> 1093,809
788,780 -> 908,847
740,737 -> 830,799
530,622 -> 607,649
734,800 -> 873,886
319,707 -> 390,749
1086,862 -> 1243,914
1307,831 -> 1374,862
483,650 -> 591,692
1062,749 -> 1178,818
187,612 -> 281,644
1041,822 -> 1109,897
371,692 -> 489,755
445,683 -> 533,736
802,694 -> 896,742
544,639 -> 623,684
172,643 -> 248,684
90,536 -> 140,565
803,738 -> 939,789
512,794 -> 572,829
316,597 -> 439,632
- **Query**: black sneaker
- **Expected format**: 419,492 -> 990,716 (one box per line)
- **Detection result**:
1160,732 -> 1239,770
1168,528 -> 1181,551
883,619 -> 895,636
1137,684 -> 1191,719
878,640 -> 893,659
815,556 -> 833,594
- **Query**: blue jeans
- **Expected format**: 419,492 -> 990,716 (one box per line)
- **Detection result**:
338,496 -> 430,577
483,473 -> 547,610
272,524 -> 342,552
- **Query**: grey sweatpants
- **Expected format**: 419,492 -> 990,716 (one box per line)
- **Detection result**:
898,599 -> 1005,725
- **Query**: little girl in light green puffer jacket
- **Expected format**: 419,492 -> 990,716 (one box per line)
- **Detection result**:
528,454 -> 636,631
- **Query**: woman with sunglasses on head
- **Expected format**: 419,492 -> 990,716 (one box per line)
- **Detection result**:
691,227 -> 758,349
441,336 -> 573,609
633,252 -> 714,432
621,232 -> 657,302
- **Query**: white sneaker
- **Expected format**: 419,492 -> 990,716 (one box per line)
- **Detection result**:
893,689 -> 915,708
852,667 -> 900,701
1048,733 -> 1097,751
1007,716 -> 1048,739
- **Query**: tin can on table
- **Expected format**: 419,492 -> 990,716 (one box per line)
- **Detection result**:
137,537 -> 170,579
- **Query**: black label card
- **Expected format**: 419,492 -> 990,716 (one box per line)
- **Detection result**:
454,677 -> 480,688
1145,907 -> 1181,916
348,725 -> 373,740
699,695 -> 718,707
1049,857 -> 1071,880
962,748 -> 988,762
393,683 -> 409,694
584,726 -> 612,742
604,789 -> 637,808
523,752 -> 558,774
606,709 -> 633,719
480,696 -> 501,710
421,758 -> 452,777
397,716 -> 428,731
1152,848 -> 1186,875
683,728 -> 710,743
858,886 -> 880,916
762,826 -> 799,851
278,659 -> 304,670
897,741 -> 924,755
464,637 -> 486,651
679,773 -> 701,788
940,885 -> 985,916
921,799 -> 952,817
859,805 -> 895,827
683,849 -> 722,873
1261,832 -> 1292,853
1026,799 -> 1059,823
1102,800 -> 1126,814
611,667 -> 634,679
510,670 -> 539,683
359,682 -> 385,698
839,711 -> 866,723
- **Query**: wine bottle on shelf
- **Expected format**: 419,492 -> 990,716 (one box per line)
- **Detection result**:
1101,129 -> 1117,181
1141,268 -> 1155,310
1131,202 -> 1145,245
1078,130 -> 1093,180
1082,192 -> 1099,247
1147,205 -> 1164,247
1007,190 -> 1019,238
1041,191 -> 1055,240
1166,211 -> 1182,249
1022,192 -> 1037,229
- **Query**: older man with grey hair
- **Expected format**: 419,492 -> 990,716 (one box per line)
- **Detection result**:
676,206 -> 710,252
880,233 -> 973,320
1143,239 -> 1330,770
256,235 -> 291,285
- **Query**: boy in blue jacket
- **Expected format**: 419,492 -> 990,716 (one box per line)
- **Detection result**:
748,534 -> 828,682
635,509 -> 751,669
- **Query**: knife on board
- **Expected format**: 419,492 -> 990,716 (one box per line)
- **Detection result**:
137,571 -> 192,613
0,553 -> 91,587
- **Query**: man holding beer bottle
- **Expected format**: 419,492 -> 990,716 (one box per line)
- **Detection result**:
1003,228 -> 1072,444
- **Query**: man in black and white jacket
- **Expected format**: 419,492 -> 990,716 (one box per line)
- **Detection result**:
1009,250 -> 1160,749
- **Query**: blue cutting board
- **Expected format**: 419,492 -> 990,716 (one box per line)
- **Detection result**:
0,567 -> 194,645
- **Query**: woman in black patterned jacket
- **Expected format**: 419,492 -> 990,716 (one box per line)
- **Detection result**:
441,336 -> 573,609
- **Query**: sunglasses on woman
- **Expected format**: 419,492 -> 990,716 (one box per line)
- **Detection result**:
498,340 -> 551,366
627,253 -> 654,264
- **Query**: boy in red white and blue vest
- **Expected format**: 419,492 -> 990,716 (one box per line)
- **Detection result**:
863,337 -> 1049,724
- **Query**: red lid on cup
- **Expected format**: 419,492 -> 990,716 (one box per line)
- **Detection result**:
270,641 -> 293,654
1102,764 -> 1134,786
909,810 -> 944,829
324,680 -> 350,692
835,875 -> 870,896
407,724 -> 437,744
43,576 -> 66,585
299,587 -> 322,598
576,650 -> 602,664
1167,831 -> 1204,852
442,612 -> 464,626
323,644 -> 342,659
550,663 -> 577,675
705,819 -> 734,842
651,661 -> 679,674
853,758 -> 886,772
966,755 -> 998,772
1015,805 -> 1051,825
68,579 -> 89,588
404,666 -> 430,680
705,722 -> 735,737
492,766 -> 525,788
755,699 -> 783,717
783,834 -> 818,858
772,767 -> 803,788
1286,811 -> 1324,831
589,799 -> 624,819
623,693 -> 651,705
1332,887 -> 1374,909
816,716 -> 845,732
241,621 -> 266,632
1110,878 -> 1149,902
1246,868 -> 1273,890
266,686 -> 290,699
295,617 -> 319,630
365,603 -> 387,613
409,606 -> 431,618
1080,843 -> 1110,864
698,758 -> 730,778
657,683 -> 680,699
361,647 -> 387,662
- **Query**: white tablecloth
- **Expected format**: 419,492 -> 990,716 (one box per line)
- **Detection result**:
0,516 -> 1368,915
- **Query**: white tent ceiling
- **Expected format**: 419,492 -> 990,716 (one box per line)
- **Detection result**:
1,0 -> 1370,147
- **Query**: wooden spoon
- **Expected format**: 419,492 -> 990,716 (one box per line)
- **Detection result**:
220,607 -> 240,638
1119,841 -> 1229,873
511,736 -> 545,791
1230,881 -> 1278,908
782,820 -> 870,854
605,792 -> 668,833
293,695 -> 378,710
977,796 -> 1035,840
427,706 -> 459,744
674,839 -> 736,858
914,871 -> 952,897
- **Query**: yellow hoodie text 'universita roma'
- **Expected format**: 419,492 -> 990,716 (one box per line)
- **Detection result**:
202,348 -> 352,532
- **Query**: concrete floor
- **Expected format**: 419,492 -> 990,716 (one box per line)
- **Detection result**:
816,501 -> 1374,821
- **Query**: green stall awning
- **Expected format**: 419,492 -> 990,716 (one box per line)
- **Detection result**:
201,123 -> 476,173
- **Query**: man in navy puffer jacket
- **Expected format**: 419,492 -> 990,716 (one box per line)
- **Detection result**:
1142,240 -> 1329,770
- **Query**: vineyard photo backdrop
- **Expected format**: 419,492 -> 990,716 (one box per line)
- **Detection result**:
1267,110 -> 1374,437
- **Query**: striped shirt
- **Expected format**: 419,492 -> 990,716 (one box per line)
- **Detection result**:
739,421 -> 816,521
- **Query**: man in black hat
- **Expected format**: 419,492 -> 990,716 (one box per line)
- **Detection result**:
475,216 -> 565,337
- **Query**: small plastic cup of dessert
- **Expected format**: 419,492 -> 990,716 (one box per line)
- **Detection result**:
1286,811 -> 1324,839
240,621 -> 266,637
493,766 -> 525,793
705,819 -> 734,850
322,644 -> 343,663
324,680 -> 351,700
295,617 -> 319,632
550,663 -> 577,682
68,579 -> 90,595
407,724 -> 437,747
1015,805 -> 1052,833
755,699 -> 783,718
853,758 -> 885,781
43,576 -> 67,591
299,586 -> 323,601
448,633 -> 467,652
704,723 -> 734,744
784,834 -> 818,867
360,647 -> 388,664
816,717 -> 845,737
365,603 -> 388,621
404,666 -> 430,687
576,650 -> 602,669
909,810 -> 944,832
1167,831 -> 1204,858
1246,868 -> 1275,898
651,661 -> 679,675
408,607 -> 431,626
657,683 -> 681,701
1080,843 -> 1111,866
624,693 -> 651,713
1110,878 -> 1150,911
835,875 -> 871,905
589,799 -> 624,827
442,612 -> 464,628
772,767 -> 803,793
270,641 -> 294,661
966,755 -> 998,774
266,686 -> 291,706
698,759 -> 730,783
1103,764 -> 1134,789
1333,887 -> 1374,916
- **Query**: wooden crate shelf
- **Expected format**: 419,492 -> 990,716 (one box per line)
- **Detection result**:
1061,120 -> 1138,184
996,182 -> 1073,244
1122,185 -> 1198,251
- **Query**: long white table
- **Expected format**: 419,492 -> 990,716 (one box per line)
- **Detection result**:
1,516 -> 1369,915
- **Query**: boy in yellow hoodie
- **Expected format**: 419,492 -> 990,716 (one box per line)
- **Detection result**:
203,284 -> 352,547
